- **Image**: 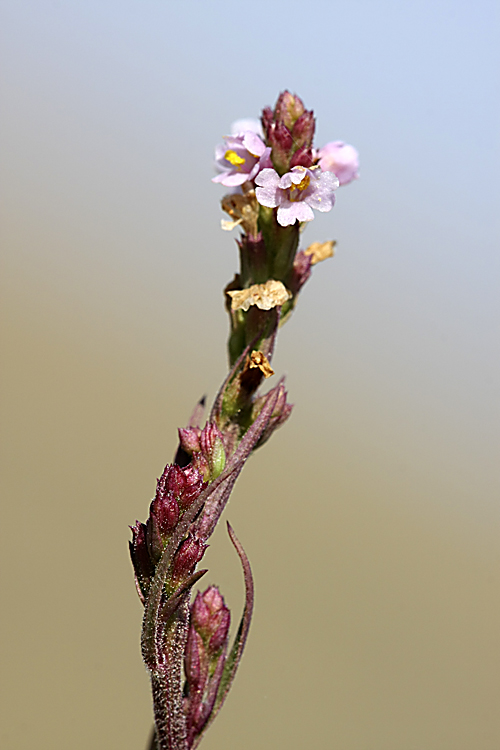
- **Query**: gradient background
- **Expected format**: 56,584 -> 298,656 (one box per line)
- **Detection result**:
1,1 -> 499,748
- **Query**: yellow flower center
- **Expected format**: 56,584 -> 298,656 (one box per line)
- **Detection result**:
289,173 -> 310,200
225,150 -> 246,167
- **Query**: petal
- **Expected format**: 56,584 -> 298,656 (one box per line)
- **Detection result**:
259,147 -> 273,170
306,192 -> 335,212
255,185 -> 280,208
242,131 -> 266,158
276,204 -> 297,226
277,200 -> 314,226
215,172 -> 250,187
318,171 -> 340,191
279,172 -> 293,189
214,143 -> 228,161
290,166 -> 309,182
291,201 -> 315,222
255,168 -> 281,188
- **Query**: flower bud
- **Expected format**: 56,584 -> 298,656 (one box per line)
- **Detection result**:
150,494 -> 179,536
253,385 -> 293,449
291,111 -> 315,152
177,464 -> 205,509
189,454 -> 210,486
289,145 -> 314,170
146,513 -> 164,564
178,426 -> 202,455
317,141 -> 359,186
191,590 -> 211,629
156,462 -> 205,511
261,106 -> 274,138
208,608 -> 230,655
274,90 -> 306,131
184,627 -> 206,691
262,91 -> 315,174
185,591 -> 231,742
191,586 -> 231,655
165,464 -> 187,497
199,423 -> 226,480
172,535 -> 207,580
129,520 -> 154,583
267,121 -> 294,175
289,250 -> 312,296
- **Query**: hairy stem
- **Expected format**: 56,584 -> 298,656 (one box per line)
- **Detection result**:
151,599 -> 190,750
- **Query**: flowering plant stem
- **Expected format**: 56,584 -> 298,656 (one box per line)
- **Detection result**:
129,91 -> 358,750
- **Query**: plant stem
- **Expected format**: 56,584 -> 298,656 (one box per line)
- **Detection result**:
150,600 -> 190,750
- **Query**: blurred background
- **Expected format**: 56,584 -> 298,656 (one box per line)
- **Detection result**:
1,1 -> 499,748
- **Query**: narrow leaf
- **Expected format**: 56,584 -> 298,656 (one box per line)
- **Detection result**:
192,523 -> 254,748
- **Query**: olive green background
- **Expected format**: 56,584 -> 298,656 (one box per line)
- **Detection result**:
1,1 -> 499,748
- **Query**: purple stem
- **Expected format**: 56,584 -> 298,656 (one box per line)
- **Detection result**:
150,599 -> 190,750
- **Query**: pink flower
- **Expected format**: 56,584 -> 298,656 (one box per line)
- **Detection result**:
255,166 -> 339,227
212,131 -> 272,187
317,141 -> 359,185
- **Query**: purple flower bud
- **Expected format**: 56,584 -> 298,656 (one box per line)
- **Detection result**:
155,464 -> 172,501
199,423 -> 218,457
191,586 -> 231,655
291,110 -> 315,152
129,520 -> 154,582
261,106 -> 274,139
184,627 -> 206,691
254,386 -> 294,448
185,587 -> 231,744
289,145 -> 315,170
274,90 -> 307,131
317,141 -> 359,186
156,461 -> 205,511
262,92 -> 316,174
267,121 -> 294,175
165,464 -> 187,497
177,464 -> 205,510
191,590 -> 211,629
150,494 -> 179,535
200,586 -> 224,617
199,423 -> 226,480
146,513 -> 164,564
186,455 -> 210,489
172,535 -> 207,580
289,249 -> 313,296
178,426 -> 201,455
208,608 -> 230,655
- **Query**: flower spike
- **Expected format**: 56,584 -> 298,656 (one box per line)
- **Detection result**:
133,90 -> 358,750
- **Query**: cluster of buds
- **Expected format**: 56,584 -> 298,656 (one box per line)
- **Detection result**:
184,587 -> 231,747
129,462 -> 207,600
261,90 -> 316,174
